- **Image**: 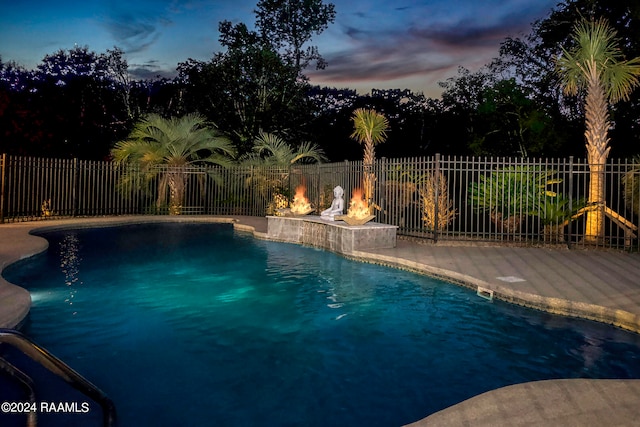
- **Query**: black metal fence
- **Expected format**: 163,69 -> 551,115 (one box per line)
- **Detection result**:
2,153 -> 639,250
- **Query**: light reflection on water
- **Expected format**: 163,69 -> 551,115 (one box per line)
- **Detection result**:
59,233 -> 81,286
59,233 -> 81,315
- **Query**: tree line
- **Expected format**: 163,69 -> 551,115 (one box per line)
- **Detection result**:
1,0 -> 639,162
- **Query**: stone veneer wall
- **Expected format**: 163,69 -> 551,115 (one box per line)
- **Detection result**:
266,215 -> 397,254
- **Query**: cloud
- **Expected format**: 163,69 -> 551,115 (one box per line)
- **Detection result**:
128,60 -> 177,80
308,0 -> 554,92
103,16 -> 164,54
101,1 -> 173,55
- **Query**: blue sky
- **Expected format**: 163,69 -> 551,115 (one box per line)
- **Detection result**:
0,0 -> 558,98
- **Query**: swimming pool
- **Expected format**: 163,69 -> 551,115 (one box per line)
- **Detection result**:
4,222 -> 640,426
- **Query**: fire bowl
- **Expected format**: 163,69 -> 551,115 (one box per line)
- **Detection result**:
277,208 -> 315,217
291,207 -> 315,217
335,214 -> 375,226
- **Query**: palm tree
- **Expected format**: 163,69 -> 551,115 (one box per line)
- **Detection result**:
241,131 -> 327,167
556,17 -> 640,243
111,113 -> 236,214
350,108 -> 389,211
469,166 -> 558,236
240,131 -> 327,208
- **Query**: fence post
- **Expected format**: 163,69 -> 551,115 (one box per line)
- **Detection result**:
72,158 -> 79,217
0,153 -> 6,224
288,163 -> 292,205
567,156 -> 574,249
434,153 -> 440,243
316,162 -> 321,212
250,165 -> 254,216
379,157 -> 386,223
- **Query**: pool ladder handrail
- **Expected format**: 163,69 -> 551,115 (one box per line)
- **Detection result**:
0,328 -> 117,427
0,355 -> 37,426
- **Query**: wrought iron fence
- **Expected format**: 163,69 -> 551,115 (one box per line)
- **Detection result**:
2,153 -> 639,250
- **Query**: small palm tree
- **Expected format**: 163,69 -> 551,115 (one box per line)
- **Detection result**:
240,131 -> 326,209
112,113 -> 236,214
556,17 -> 640,243
241,131 -> 327,167
469,167 -> 559,236
534,194 -> 585,243
350,108 -> 389,211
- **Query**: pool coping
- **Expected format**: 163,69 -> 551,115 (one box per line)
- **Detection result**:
2,215 -> 640,426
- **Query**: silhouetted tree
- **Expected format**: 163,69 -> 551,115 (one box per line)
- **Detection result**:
179,22 -> 307,154
179,0 -> 336,156
255,0 -> 336,72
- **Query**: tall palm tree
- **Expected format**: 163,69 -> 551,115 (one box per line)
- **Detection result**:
350,108 -> 389,210
112,113 -> 236,214
556,17 -> 640,243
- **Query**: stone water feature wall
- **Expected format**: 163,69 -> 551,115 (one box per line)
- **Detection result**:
266,216 -> 397,255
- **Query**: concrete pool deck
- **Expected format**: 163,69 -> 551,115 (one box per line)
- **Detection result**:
1,215 -> 640,426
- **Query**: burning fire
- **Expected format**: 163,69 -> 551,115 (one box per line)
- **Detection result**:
290,184 -> 313,215
347,188 -> 371,220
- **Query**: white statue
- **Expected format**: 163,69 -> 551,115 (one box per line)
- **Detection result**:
320,186 -> 344,221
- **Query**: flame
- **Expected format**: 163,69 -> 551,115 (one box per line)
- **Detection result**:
290,184 -> 312,214
347,188 -> 370,219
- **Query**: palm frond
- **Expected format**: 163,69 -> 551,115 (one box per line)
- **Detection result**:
556,17 -> 640,102
290,141 -> 328,164
350,108 -> 389,146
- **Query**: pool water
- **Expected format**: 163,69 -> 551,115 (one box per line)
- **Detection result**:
4,222 -> 640,426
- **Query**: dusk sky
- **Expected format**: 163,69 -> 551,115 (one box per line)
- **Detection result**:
0,0 -> 559,98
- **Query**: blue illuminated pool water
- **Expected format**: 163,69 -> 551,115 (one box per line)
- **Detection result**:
4,223 -> 640,426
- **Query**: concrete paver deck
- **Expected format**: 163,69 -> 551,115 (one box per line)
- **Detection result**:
1,215 -> 640,426
355,240 -> 640,333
